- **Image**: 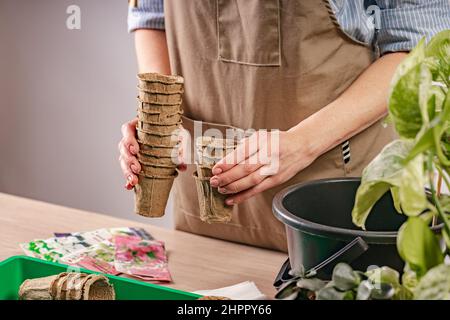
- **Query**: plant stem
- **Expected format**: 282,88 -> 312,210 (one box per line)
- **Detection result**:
435,165 -> 450,191
433,127 -> 450,167
427,154 -> 450,236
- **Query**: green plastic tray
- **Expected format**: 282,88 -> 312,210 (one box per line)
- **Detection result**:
0,256 -> 201,300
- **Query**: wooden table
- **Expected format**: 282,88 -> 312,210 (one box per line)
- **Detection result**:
0,192 -> 286,298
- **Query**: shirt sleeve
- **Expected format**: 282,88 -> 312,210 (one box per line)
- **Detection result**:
127,0 -> 165,32
375,0 -> 450,55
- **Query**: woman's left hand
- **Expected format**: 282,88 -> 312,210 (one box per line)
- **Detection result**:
210,128 -> 319,205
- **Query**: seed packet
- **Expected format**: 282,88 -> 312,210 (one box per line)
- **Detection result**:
20,227 -> 153,263
113,235 -> 172,282
61,240 -> 120,275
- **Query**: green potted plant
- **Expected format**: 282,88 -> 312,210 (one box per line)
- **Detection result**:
276,30 -> 450,300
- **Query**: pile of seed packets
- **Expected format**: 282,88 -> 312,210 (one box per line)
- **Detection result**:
20,227 -> 172,283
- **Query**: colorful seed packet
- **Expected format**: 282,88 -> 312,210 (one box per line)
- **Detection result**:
20,228 -> 172,283
60,241 -> 120,275
20,227 -> 153,263
113,235 -> 172,282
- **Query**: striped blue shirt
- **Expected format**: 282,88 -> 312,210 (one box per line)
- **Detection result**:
128,0 -> 450,55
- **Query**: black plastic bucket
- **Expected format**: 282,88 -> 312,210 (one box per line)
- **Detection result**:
273,178 -> 419,277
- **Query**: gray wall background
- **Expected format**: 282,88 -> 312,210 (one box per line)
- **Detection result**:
0,0 -> 174,228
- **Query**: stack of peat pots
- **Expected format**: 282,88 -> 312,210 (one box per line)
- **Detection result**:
135,73 -> 184,217
194,136 -> 239,224
19,272 -> 115,300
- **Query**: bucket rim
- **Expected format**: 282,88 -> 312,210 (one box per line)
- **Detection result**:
272,177 -> 442,244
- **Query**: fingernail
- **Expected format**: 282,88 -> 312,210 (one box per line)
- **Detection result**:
131,165 -> 139,174
212,168 -> 222,175
127,175 -> 133,182
226,199 -> 234,205
210,177 -> 219,187
218,187 -> 228,194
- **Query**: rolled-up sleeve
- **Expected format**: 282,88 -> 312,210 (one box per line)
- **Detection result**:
128,0 -> 165,32
376,0 -> 450,55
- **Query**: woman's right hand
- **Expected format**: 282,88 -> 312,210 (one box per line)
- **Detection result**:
118,118 -> 141,190
118,118 -> 188,190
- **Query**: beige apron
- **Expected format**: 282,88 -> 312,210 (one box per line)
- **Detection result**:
164,0 -> 396,252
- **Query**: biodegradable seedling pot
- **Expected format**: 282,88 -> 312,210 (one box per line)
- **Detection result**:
200,145 -> 236,156
138,142 -> 179,158
195,136 -> 238,149
136,129 -> 179,147
134,173 -> 177,218
18,275 -> 57,300
193,171 -> 233,224
195,136 -> 238,166
137,82 -> 184,94
196,164 -> 213,179
138,152 -> 176,166
138,101 -> 182,115
55,273 -> 70,300
196,147 -> 235,166
137,72 -> 184,86
66,273 -> 88,300
140,163 -> 177,176
138,91 -> 183,105
197,153 -> 227,166
82,274 -> 115,300
137,109 -> 182,125
57,273 -> 82,300
137,121 -> 181,135
50,272 -> 67,299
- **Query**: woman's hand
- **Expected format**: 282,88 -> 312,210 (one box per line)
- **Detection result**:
118,118 -> 186,190
118,118 -> 141,190
210,128 -> 319,205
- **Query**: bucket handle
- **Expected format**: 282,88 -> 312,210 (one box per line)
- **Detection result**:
273,237 -> 369,288
308,237 -> 369,279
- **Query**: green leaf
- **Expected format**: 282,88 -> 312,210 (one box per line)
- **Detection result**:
316,286 -> 355,300
418,62 -> 433,124
391,38 -> 426,87
406,90 -> 450,164
405,127 -> 435,162
442,89 -> 450,121
443,229 -> 450,250
393,286 -> 414,300
429,83 -> 446,114
332,263 -> 359,291
425,30 -> 450,59
433,91 -> 450,166
370,283 -> 396,300
397,217 -> 444,277
390,186 -> 402,213
366,266 -> 400,286
296,278 -> 326,292
352,140 -> 427,229
389,63 -> 432,138
425,30 -> 450,86
398,154 -> 428,215
356,281 -> 372,300
366,266 -> 413,300
414,264 -> 450,300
